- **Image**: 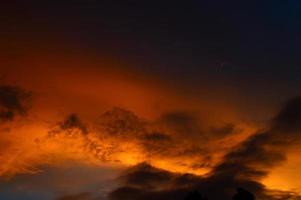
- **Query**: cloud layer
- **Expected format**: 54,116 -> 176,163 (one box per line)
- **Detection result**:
1,83 -> 301,200
109,97 -> 301,200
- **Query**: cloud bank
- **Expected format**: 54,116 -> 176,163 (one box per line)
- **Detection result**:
109,96 -> 301,200
1,83 -> 301,200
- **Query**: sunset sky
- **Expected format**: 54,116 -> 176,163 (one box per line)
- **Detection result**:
1,1 -> 301,200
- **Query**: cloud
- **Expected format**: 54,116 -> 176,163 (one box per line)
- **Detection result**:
0,85 -> 31,122
109,162 -> 300,200
97,107 -> 146,138
212,96 -> 301,180
272,96 -> 301,133
4,96 -> 301,199
210,123 -> 238,138
119,163 -> 176,189
51,114 -> 88,135
109,163 -> 203,200
95,108 -> 240,166
18,106 -> 241,182
109,96 -> 301,200
108,162 -> 237,200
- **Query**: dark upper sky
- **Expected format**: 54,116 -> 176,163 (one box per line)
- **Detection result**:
1,0 -> 301,112
3,0 -> 301,78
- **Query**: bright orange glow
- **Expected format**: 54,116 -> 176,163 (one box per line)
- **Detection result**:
263,147 -> 301,193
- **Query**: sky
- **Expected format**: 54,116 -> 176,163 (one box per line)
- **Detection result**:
1,1 -> 301,200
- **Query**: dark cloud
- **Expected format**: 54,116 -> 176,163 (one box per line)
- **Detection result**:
98,107 -> 145,137
139,132 -> 173,156
141,132 -> 171,142
109,96 -> 301,200
59,114 -> 88,135
98,108 -> 238,143
48,114 -> 89,137
158,112 -> 240,141
109,162 -> 258,200
94,107 -> 242,169
210,123 -> 239,138
272,96 -> 301,133
0,85 -> 31,122
109,162 -> 300,200
46,114 -> 115,162
212,96 -> 301,180
158,112 -> 202,138
120,163 -> 175,189
199,96 -> 301,199
109,163 -> 193,200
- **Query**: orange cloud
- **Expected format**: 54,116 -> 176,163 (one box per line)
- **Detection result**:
1,49 -> 299,199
